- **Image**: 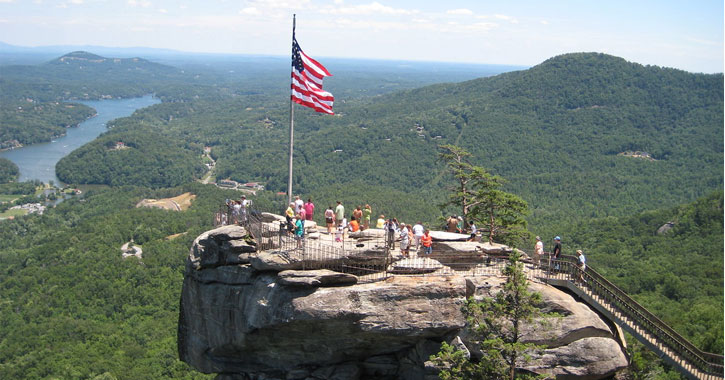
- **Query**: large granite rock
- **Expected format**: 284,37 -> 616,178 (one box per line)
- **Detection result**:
188,225 -> 257,271
179,227 -> 628,380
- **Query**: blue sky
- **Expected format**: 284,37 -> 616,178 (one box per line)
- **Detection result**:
0,0 -> 722,73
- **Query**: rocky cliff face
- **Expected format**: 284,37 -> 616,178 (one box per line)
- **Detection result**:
178,225 -> 628,380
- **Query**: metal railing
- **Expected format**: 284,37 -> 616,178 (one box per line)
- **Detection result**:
545,254 -> 723,380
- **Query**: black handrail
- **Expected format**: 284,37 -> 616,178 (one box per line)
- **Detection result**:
549,254 -> 723,378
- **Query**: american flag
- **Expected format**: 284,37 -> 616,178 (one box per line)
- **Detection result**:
291,37 -> 334,115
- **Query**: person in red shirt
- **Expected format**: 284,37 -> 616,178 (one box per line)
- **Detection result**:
304,198 -> 315,221
349,217 -> 360,232
421,229 -> 433,255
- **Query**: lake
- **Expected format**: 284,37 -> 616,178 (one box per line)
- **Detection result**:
0,95 -> 160,185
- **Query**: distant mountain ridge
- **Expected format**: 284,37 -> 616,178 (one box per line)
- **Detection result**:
47,51 -> 174,74
0,51 -> 182,102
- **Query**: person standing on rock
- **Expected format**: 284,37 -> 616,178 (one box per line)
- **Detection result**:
446,215 -> 458,233
534,236 -> 544,267
294,213 -> 305,249
335,201 -> 345,227
298,204 -> 306,222
399,223 -> 410,257
412,222 -> 424,250
232,201 -> 242,224
353,206 -> 363,226
362,204 -> 372,230
304,198 -> 315,221
376,214 -> 386,229
335,222 -> 344,243
294,196 -> 304,214
384,218 -> 398,250
240,195 -> 250,224
421,229 -> 433,255
285,203 -> 295,234
467,221 -> 477,242
324,205 -> 335,235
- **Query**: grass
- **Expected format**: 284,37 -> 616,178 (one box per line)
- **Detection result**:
0,208 -> 28,218
0,194 -> 19,203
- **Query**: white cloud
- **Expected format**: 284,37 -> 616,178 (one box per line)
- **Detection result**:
0,0 -> 15,3
70,0 -> 84,4
322,1 -> 416,16
130,26 -> 153,32
128,0 -> 151,8
158,8 -> 167,13
540,20 -> 549,25
240,7 -> 260,15
245,0 -> 310,10
494,14 -> 518,24
447,8 -> 473,16
467,22 -> 497,31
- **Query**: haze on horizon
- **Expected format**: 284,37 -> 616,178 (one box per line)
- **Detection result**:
0,0 -> 722,74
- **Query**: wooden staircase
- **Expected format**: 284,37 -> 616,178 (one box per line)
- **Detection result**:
542,255 -> 723,380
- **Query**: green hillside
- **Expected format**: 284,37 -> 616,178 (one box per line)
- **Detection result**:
567,190 -> 723,354
59,53 -> 722,236
0,51 -> 183,102
0,157 -> 19,183
0,101 -> 96,146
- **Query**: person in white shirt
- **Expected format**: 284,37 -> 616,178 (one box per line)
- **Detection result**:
534,236 -> 544,266
240,195 -> 250,223
577,249 -> 586,284
467,221 -> 477,242
412,222 -> 425,250
399,223 -> 410,256
294,195 -> 304,214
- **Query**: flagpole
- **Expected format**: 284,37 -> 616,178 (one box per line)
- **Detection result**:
287,14 -> 296,207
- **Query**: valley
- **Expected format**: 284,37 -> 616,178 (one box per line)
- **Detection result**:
0,49 -> 721,380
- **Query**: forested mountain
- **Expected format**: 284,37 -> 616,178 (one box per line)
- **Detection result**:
0,51 -> 183,102
0,183 -> 255,379
567,190 -> 723,354
58,53 -> 722,235
0,157 -> 19,183
0,100 -> 96,146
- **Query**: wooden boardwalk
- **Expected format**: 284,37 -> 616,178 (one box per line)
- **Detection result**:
543,256 -> 723,380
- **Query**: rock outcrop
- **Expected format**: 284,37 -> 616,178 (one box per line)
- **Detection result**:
179,224 -> 628,380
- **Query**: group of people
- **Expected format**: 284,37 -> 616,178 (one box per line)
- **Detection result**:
225,195 -> 251,225
373,217 -> 433,257
319,201 -> 374,242
284,196 -> 316,248
444,215 -> 478,242
533,235 -> 586,282
278,197 -> 587,280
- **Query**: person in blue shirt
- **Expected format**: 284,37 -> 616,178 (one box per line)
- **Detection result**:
295,214 -> 305,249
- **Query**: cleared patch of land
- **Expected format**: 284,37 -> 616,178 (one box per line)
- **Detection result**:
135,192 -> 196,211
0,208 -> 27,219
0,194 -> 20,203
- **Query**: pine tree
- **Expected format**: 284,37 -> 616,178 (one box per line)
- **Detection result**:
432,251 -> 547,380
438,144 -> 529,245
